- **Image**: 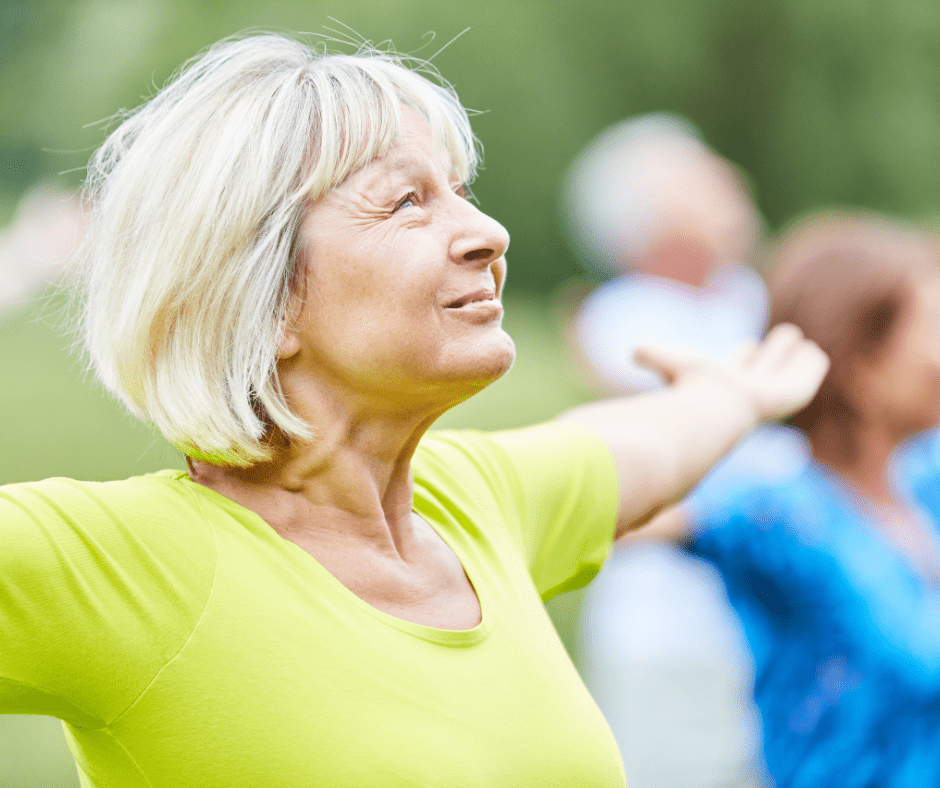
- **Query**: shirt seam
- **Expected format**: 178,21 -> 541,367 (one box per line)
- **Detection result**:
103,486 -> 220,729
107,728 -> 156,788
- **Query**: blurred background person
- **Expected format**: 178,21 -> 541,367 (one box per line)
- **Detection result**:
566,113 -> 796,787
614,211 -> 940,787
563,112 -> 766,394
0,184 -> 83,312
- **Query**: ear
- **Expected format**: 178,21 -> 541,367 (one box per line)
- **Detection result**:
277,317 -> 301,360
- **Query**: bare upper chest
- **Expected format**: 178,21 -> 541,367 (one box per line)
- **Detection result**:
282,516 -> 483,630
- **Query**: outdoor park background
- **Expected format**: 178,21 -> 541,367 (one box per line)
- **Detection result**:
4,0 -> 940,784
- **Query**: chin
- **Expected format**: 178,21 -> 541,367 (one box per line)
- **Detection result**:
442,334 -> 517,391
469,344 -> 517,386
481,332 -> 517,378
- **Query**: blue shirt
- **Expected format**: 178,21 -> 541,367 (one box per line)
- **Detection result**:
687,434 -> 940,787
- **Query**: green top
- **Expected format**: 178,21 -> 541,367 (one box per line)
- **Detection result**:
0,423 -> 625,787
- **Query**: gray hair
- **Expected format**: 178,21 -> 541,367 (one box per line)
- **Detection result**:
561,113 -> 706,276
76,33 -> 480,466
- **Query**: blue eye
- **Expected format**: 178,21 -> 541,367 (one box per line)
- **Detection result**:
396,192 -> 418,211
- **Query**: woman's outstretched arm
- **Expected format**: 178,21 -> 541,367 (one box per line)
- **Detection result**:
557,323 -> 828,539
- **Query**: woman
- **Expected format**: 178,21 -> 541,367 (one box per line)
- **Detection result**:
588,212 -> 940,787
0,34 -> 826,786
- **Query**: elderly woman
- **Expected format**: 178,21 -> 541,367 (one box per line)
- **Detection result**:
592,212 -> 940,787
0,34 -> 826,787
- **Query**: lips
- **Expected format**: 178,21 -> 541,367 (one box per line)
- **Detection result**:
446,289 -> 498,308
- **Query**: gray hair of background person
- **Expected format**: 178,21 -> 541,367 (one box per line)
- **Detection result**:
74,34 -> 479,468
561,113 -> 708,276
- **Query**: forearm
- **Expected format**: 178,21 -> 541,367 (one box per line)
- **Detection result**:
615,504 -> 693,545
558,376 -> 757,537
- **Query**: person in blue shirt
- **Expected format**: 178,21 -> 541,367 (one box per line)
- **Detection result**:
592,210 -> 940,787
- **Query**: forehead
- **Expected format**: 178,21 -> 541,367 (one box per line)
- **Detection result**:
345,106 -> 459,192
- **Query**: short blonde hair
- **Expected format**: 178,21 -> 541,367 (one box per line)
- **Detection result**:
76,33 -> 480,466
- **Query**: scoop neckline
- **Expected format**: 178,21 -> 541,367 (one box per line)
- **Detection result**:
807,461 -> 940,587
162,470 -> 493,647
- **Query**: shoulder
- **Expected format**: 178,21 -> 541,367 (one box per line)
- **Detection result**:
706,264 -> 768,331
0,471 -> 214,558
2,471 -> 201,519
416,422 -> 612,482
0,473 -> 218,725
687,462 -> 825,557
897,429 -> 940,489
413,430 -> 514,496
708,264 -> 767,306
415,423 -> 617,515
577,274 -> 682,324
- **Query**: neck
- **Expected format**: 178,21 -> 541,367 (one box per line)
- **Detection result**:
811,420 -> 903,505
189,373 -> 453,556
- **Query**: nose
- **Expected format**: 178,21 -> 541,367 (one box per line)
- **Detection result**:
449,199 -> 510,267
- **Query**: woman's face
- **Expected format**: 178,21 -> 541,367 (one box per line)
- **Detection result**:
283,105 -> 514,410
854,272 -> 940,437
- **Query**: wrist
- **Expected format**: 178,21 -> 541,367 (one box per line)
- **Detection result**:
677,371 -> 761,432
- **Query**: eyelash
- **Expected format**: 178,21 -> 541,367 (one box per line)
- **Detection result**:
393,184 -> 470,212
394,191 -> 419,212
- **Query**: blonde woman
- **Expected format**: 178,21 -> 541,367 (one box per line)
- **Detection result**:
0,33 -> 827,787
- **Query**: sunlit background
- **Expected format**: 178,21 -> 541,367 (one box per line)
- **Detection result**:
3,0 -> 940,784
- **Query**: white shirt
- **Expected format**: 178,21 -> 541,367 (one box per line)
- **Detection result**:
575,264 -> 768,391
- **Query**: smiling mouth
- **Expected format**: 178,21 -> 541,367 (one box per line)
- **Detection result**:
446,289 -> 498,308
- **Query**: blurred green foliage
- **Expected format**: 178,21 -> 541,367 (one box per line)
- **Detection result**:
3,0 -> 940,292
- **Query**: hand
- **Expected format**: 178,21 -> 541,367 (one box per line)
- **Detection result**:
633,323 -> 830,424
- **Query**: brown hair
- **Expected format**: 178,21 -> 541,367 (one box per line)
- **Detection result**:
768,211 -> 937,460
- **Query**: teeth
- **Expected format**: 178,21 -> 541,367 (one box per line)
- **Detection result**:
448,292 -> 495,308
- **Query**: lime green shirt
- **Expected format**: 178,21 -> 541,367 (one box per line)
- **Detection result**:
0,424 -> 625,787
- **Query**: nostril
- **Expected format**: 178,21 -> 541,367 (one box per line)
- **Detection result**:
464,248 -> 494,262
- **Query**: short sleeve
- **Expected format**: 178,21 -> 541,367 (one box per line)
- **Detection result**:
687,482 -> 821,617
416,423 -> 620,601
0,476 -> 216,727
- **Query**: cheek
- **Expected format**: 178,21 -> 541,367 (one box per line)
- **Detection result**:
922,362 -> 940,409
892,355 -> 940,425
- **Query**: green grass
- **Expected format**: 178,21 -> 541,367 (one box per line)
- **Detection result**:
0,288 -> 598,785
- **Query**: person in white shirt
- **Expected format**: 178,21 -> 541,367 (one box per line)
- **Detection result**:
563,114 -> 803,787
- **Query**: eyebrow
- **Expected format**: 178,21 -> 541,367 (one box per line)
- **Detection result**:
359,153 -> 461,193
